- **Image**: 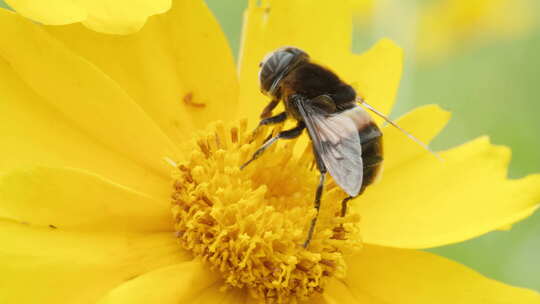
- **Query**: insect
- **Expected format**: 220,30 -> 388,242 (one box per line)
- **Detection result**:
241,46 -> 435,248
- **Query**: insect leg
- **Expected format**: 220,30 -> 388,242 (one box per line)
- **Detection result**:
260,99 -> 280,119
259,112 -> 287,126
250,112 -> 287,142
241,122 -> 305,169
303,171 -> 326,248
340,196 -> 353,217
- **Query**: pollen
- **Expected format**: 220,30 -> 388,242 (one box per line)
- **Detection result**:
171,120 -> 362,303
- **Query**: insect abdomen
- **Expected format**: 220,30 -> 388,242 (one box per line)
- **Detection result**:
359,123 -> 383,193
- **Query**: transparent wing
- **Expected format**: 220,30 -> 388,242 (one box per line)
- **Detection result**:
297,99 -> 366,196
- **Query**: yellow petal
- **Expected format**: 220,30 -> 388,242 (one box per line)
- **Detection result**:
0,9 -> 178,178
0,57 -> 168,198
97,261 -> 222,304
322,279 -> 384,304
337,39 -> 404,118
238,0 -> 352,122
343,245 -> 540,303
0,167 -> 171,232
5,0 -> 86,24
355,137 -> 540,249
191,285 -> 246,304
0,220 -> 190,304
46,0 -> 238,142
5,0 -> 171,34
351,0 -> 374,20
383,104 -> 451,171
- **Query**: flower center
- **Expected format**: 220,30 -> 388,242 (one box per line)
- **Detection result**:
171,120 -> 362,303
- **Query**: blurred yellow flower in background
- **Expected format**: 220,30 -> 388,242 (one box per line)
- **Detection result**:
350,0 -> 537,62
1,0 -> 540,303
417,0 -> 536,61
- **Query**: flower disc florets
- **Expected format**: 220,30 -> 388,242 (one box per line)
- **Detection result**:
171,120 -> 362,303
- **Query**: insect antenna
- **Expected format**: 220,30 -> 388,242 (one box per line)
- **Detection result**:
358,98 -> 443,161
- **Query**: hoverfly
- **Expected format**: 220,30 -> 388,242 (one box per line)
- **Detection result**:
241,47 -> 435,247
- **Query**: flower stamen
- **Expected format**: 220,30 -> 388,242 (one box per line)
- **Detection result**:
171,120 -> 362,303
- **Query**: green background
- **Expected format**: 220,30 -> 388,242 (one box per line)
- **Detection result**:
1,0 -> 538,292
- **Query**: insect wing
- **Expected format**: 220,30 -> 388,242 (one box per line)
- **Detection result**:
297,100 -> 364,196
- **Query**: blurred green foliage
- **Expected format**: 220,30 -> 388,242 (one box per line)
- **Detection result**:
0,0 -> 537,292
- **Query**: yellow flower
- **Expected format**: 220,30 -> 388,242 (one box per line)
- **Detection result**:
349,0 -> 537,62
4,0 -> 171,34
417,0 -> 536,61
1,0 -> 539,303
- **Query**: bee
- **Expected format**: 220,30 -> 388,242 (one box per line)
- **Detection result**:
241,46 -> 434,248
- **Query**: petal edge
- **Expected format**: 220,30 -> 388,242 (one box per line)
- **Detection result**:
355,137 -> 540,249
343,245 -> 540,304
